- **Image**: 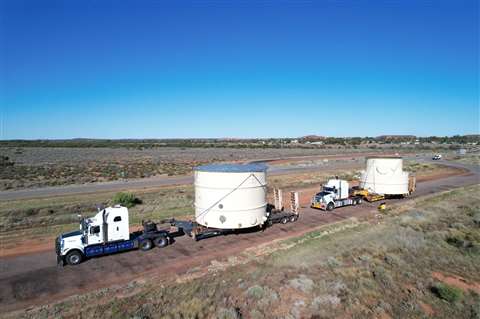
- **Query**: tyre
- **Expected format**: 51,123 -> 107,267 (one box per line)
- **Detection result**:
281,217 -> 288,224
326,203 -> 335,211
139,239 -> 153,251
290,215 -> 297,222
154,236 -> 169,248
65,250 -> 83,266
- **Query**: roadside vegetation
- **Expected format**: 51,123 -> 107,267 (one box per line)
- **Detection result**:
4,184 -> 479,319
112,192 -> 142,208
0,185 -> 194,255
446,154 -> 480,166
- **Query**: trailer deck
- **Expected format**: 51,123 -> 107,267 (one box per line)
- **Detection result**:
166,209 -> 300,241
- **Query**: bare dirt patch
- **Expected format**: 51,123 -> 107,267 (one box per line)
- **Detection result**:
432,272 -> 480,294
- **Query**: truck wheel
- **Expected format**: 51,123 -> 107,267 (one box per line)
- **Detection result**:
281,217 -> 288,224
154,236 -> 169,248
65,250 -> 83,266
290,215 -> 297,222
326,203 -> 335,211
139,239 -> 153,251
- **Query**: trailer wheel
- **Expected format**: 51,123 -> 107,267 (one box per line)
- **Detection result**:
281,217 -> 288,224
290,215 -> 298,222
326,203 -> 335,211
65,250 -> 83,266
154,236 -> 169,248
139,239 -> 153,251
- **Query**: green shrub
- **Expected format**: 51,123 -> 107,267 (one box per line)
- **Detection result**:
431,283 -> 463,303
112,192 -> 141,208
473,213 -> 480,226
246,285 -> 265,299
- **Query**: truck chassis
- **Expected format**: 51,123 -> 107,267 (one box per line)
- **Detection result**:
312,196 -> 362,211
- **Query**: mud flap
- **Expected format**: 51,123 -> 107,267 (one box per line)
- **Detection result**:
57,254 -> 65,267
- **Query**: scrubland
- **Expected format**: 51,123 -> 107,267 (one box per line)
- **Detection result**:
0,147 -> 398,190
4,183 -> 479,318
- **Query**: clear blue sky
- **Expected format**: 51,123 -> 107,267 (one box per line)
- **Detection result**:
1,0 -> 478,139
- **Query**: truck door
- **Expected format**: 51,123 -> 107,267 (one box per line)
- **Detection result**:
88,225 -> 103,245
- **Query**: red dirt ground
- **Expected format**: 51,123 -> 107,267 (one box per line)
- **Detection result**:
0,161 -> 477,313
432,272 -> 480,294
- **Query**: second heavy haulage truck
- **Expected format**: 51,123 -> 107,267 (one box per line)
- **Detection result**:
311,157 -> 416,211
311,178 -> 363,211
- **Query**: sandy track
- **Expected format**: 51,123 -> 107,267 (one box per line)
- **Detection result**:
0,160 -> 478,313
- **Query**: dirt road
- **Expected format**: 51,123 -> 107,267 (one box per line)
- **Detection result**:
0,160 -> 477,313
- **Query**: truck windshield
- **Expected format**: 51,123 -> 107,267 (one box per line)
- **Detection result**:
316,191 -> 329,197
315,191 -> 331,200
323,187 -> 335,193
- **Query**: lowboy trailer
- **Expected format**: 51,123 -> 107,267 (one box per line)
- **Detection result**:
165,207 -> 299,241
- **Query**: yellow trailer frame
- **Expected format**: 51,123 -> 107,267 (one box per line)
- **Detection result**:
351,188 -> 385,202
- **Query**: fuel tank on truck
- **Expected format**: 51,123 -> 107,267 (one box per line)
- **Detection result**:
194,163 -> 268,229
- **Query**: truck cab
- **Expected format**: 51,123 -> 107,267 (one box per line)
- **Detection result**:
82,206 -> 130,245
56,206 -> 130,265
311,179 -> 361,211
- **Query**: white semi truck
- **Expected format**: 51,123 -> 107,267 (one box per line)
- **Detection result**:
56,202 -> 299,266
311,179 -> 362,211
55,205 -> 176,265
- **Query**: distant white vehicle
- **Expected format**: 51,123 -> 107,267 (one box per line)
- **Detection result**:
432,154 -> 442,160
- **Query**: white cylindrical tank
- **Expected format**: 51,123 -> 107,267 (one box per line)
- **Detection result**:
359,157 -> 409,195
194,164 -> 268,229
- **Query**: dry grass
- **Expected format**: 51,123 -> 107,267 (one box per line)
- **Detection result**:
447,154 -> 480,166
0,147 -> 387,190
5,184 -> 479,319
0,185 -> 194,250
